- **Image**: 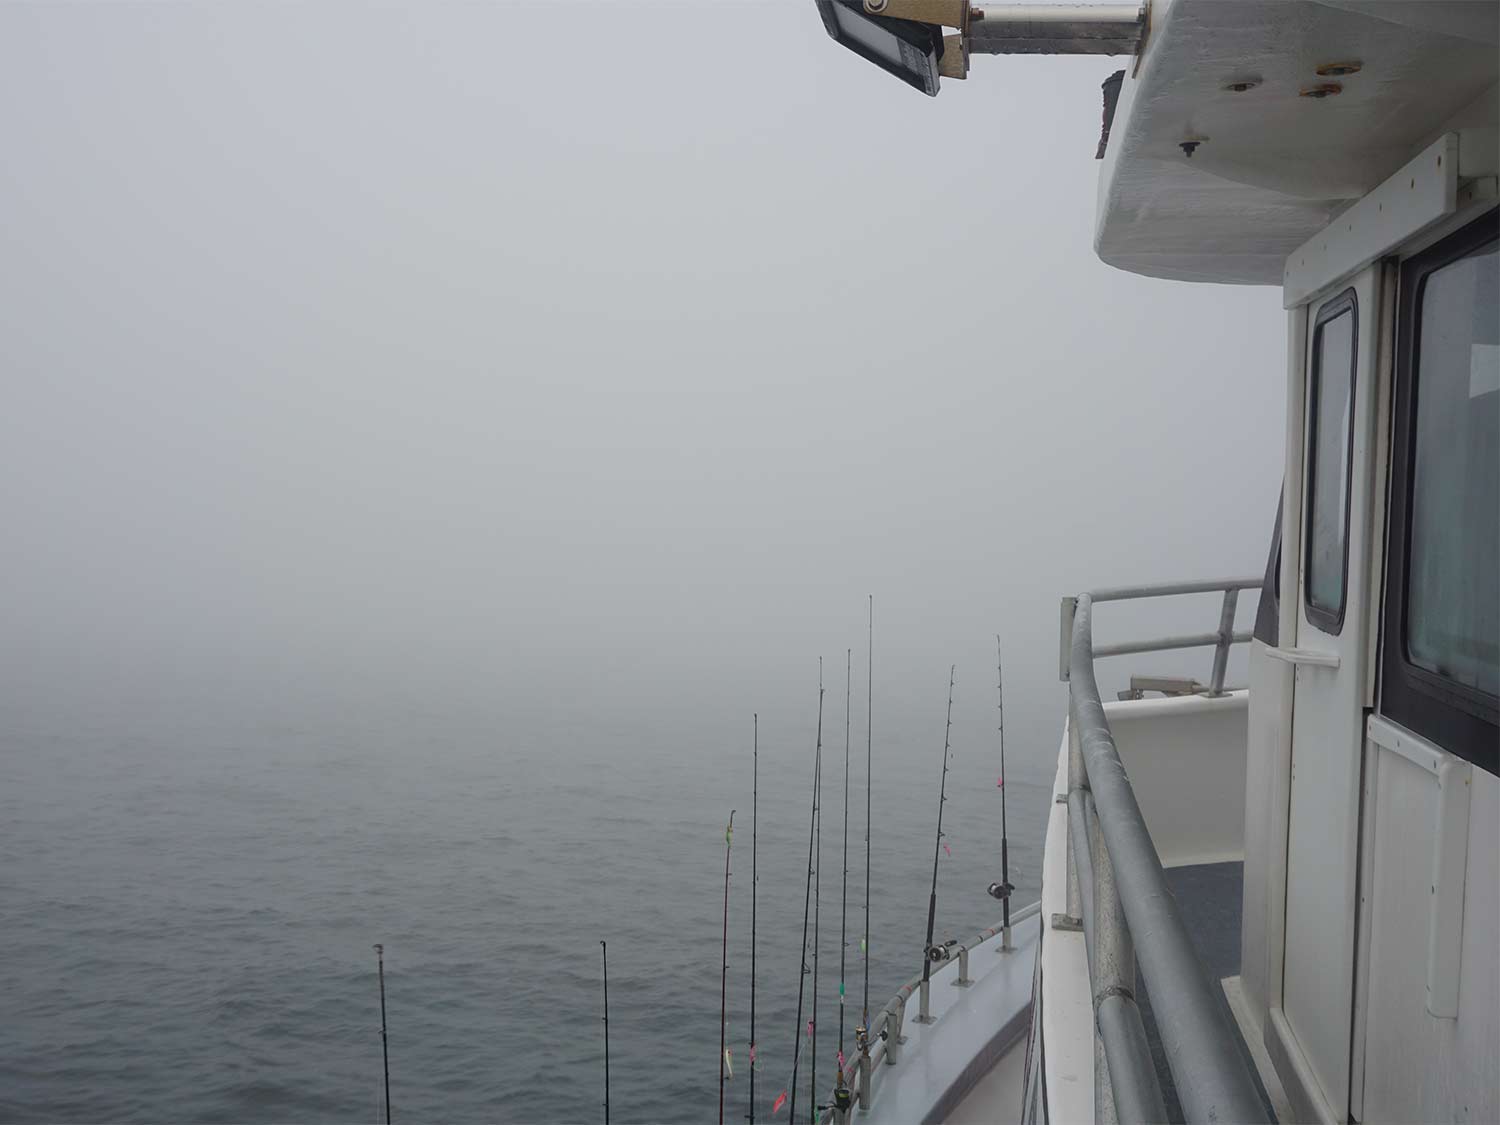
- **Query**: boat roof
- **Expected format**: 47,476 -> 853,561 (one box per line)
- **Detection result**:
1095,0 -> 1500,284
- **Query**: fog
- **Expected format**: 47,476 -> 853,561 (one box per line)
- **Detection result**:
0,0 -> 1285,765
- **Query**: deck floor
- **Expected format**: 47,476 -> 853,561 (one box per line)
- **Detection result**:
1134,861 -> 1278,1123
943,1030 -> 1027,1124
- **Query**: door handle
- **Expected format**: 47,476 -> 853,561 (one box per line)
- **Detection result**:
1264,646 -> 1341,669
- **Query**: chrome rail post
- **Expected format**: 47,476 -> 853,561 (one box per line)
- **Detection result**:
857,1035 -> 872,1113
1053,705 -> 1086,932
1070,591 -> 1268,1124
844,903 -> 1039,1108
1059,596 -> 1078,682
884,1001 -> 904,1067
1065,790 -> 1097,947
1208,587 -> 1239,695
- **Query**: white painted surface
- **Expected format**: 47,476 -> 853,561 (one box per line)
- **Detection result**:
1222,976 -> 1295,1125
1265,306 -> 1307,1054
1361,260 -> 1398,711
943,1026 -> 1027,1125
1283,135 -> 1458,307
1280,264 -> 1382,1122
1354,730 -> 1498,1124
1263,646 -> 1340,668
1425,756 -> 1472,1018
1241,642 -> 1292,1040
1363,716 -> 1474,1020
1102,693 -> 1248,867
1279,306 -> 1309,650
1366,712 -> 1447,774
1039,727 -> 1093,1125
1266,1004 -> 1340,1125
1348,735 -> 1378,1121
1094,0 -> 1499,284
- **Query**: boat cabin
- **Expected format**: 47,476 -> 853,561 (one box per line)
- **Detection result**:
812,2 -> 1497,1122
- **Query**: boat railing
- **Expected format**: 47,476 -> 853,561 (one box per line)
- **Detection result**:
1057,578 -> 1267,1124
828,899 -> 1042,1120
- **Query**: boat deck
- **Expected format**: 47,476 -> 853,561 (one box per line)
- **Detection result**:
1135,861 -> 1279,1123
853,912 -> 1039,1125
944,1026 -> 1027,1123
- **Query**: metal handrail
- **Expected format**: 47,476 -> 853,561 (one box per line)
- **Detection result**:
1063,582 -> 1268,1125
1059,576 -> 1262,694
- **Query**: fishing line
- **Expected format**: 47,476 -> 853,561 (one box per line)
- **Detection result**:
786,663 -> 823,1124
600,941 -> 611,1125
720,810 -> 736,1125
747,715 -> 759,1125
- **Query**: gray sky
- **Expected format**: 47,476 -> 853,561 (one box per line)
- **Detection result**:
0,1 -> 1285,764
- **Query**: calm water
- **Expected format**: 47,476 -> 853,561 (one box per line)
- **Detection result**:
0,695 -> 1050,1124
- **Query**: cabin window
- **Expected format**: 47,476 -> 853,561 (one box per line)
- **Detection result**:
1303,291 -> 1357,633
1382,211 -> 1499,775
1407,241 -> 1499,694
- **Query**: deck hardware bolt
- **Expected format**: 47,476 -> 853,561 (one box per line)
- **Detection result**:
1179,140 -> 1201,157
1223,79 -> 1259,92
1300,82 -> 1342,98
1316,60 -> 1361,77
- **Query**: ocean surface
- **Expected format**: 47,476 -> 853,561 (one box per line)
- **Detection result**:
0,694 -> 1051,1124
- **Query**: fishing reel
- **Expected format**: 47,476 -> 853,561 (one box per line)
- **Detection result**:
925,938 -> 959,965
833,1086 -> 854,1113
987,879 -> 1013,902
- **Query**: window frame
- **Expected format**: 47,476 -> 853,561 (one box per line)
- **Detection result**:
1302,288 -> 1359,635
1380,209 -> 1499,776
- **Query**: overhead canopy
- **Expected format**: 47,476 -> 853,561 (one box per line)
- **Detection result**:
1094,0 -> 1499,284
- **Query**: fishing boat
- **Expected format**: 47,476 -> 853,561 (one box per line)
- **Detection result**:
808,2 -> 1499,1122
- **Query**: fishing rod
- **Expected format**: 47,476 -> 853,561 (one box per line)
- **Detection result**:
373,944 -> 391,1125
747,716 -> 759,1125
811,672 -> 823,1125
858,598 -> 873,1068
720,810 -> 736,1125
833,648 -> 853,1114
987,638 -> 1015,947
918,667 -> 956,1021
600,941 -> 611,1125
786,665 -> 824,1125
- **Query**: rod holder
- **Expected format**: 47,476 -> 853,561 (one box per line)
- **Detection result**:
883,1003 -> 905,1066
